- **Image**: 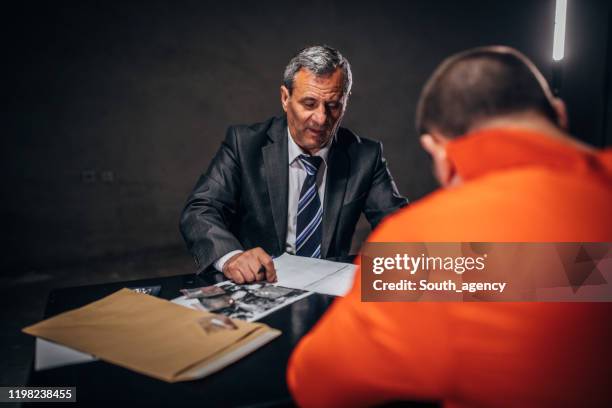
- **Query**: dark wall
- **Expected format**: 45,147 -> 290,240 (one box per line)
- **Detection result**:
4,0 -> 611,272
603,4 -> 612,146
562,0 -> 611,146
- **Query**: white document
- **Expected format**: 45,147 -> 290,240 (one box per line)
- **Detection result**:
273,253 -> 357,297
35,338 -> 97,371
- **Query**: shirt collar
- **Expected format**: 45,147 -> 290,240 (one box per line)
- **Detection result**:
287,127 -> 330,165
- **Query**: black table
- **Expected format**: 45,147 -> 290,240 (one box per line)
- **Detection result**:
26,272 -> 335,407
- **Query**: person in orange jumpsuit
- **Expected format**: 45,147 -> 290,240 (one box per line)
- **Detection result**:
287,46 -> 612,407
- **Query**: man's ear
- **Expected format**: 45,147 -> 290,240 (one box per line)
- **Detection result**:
420,133 -> 455,187
552,97 -> 568,130
341,91 -> 351,112
280,85 -> 290,113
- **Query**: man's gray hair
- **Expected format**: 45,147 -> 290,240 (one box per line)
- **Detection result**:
283,45 -> 352,99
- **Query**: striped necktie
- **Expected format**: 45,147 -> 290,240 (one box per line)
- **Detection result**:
296,154 -> 323,258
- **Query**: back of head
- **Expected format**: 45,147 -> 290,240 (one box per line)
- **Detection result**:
416,46 -> 559,138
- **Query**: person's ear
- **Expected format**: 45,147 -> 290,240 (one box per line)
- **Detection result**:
341,91 -> 350,112
280,86 -> 290,113
552,97 -> 568,130
420,133 -> 455,187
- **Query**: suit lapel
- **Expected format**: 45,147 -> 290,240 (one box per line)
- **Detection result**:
263,117 -> 289,254
321,142 -> 349,258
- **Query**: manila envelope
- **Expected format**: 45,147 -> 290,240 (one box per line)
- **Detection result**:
23,288 -> 281,382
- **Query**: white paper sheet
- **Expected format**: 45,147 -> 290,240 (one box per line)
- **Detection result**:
273,253 -> 357,296
35,338 -> 97,371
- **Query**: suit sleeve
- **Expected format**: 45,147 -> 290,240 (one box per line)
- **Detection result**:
363,141 -> 408,228
179,126 -> 244,273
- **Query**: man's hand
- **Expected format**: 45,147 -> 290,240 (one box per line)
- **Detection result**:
222,247 -> 277,284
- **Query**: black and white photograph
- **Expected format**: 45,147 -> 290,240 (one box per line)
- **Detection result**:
173,282 -> 313,322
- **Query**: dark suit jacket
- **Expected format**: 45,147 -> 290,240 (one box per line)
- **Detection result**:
180,116 -> 408,273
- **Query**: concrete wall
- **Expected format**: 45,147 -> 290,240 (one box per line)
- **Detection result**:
4,0 -> 610,272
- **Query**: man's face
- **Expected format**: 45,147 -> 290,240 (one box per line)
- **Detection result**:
281,68 -> 346,155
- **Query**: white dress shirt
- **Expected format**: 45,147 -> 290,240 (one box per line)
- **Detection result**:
213,128 -> 329,272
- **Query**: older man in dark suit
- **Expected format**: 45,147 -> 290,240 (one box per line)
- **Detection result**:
180,45 -> 407,284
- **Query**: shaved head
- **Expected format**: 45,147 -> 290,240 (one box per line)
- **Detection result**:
416,46 -> 559,138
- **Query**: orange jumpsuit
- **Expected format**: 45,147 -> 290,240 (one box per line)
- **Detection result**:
287,128 -> 612,407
